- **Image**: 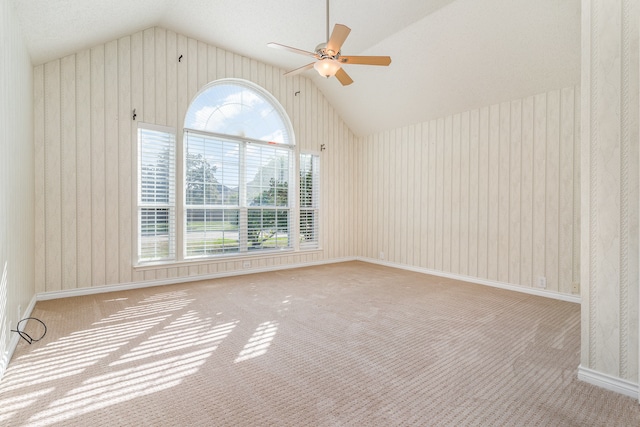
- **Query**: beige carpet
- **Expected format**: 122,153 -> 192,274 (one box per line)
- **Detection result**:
1,261 -> 639,426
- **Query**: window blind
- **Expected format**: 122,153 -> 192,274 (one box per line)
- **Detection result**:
184,132 -> 241,257
184,131 -> 292,258
246,143 -> 291,251
299,153 -> 319,248
137,126 -> 176,262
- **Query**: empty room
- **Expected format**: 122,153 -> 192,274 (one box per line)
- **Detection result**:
1,0 -> 640,425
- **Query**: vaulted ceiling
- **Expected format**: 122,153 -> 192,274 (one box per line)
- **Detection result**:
11,0 -> 580,136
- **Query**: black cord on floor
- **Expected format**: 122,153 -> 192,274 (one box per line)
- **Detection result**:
11,317 -> 47,344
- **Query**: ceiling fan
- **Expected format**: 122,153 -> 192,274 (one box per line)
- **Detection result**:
267,0 -> 391,86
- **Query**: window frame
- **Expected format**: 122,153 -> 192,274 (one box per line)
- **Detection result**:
133,79 -> 323,267
136,123 -> 177,264
299,152 -> 320,250
183,129 -> 295,259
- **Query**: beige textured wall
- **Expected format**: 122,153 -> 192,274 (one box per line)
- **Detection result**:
0,1 -> 35,376
580,0 -> 639,386
34,27 -> 357,293
357,87 -> 581,297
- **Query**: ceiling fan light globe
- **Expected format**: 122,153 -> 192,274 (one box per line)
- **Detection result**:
314,58 -> 341,78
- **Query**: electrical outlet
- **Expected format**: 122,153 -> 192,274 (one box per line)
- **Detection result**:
379,252 -> 384,260
537,276 -> 547,289
572,282 -> 580,294
242,260 -> 251,268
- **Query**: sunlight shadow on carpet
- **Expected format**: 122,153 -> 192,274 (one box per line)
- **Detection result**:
0,388 -> 54,423
235,321 -> 278,363
0,289 -> 238,426
111,316 -> 237,365
1,262 -> 639,426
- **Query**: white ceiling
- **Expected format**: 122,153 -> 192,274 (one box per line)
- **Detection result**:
11,0 -> 580,136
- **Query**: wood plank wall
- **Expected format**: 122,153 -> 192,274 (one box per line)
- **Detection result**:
34,27 -> 356,293
34,26 -> 580,299
357,87 -> 581,295
0,0 -> 35,376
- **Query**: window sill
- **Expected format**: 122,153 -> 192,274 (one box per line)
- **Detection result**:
133,247 -> 322,271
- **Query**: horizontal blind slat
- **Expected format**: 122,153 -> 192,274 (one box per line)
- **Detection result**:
138,126 -> 176,262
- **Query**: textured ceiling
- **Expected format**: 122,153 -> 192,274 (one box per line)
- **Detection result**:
11,0 -> 580,136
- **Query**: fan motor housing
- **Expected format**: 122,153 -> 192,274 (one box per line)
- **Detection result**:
315,43 -> 340,60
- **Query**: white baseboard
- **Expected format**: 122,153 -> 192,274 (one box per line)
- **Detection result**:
357,257 -> 581,303
1,295 -> 37,381
578,365 -> 639,400
36,256 -> 580,304
37,257 -> 357,301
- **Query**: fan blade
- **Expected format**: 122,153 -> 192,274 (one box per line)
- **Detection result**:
339,56 -> 392,66
326,24 -> 351,55
283,63 -> 315,77
267,42 -> 317,58
335,67 -> 353,86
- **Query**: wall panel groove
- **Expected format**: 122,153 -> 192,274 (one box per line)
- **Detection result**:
358,86 -> 580,296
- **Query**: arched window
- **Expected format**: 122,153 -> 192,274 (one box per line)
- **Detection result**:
184,79 -> 293,145
183,79 -> 295,257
